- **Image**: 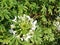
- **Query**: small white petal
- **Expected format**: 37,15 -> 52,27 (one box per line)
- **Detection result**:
20,38 -> 24,41
33,20 -> 37,25
31,26 -> 36,30
13,31 -> 16,35
12,16 -> 17,22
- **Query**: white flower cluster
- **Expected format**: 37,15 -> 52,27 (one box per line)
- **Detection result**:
53,15 -> 60,31
9,14 -> 37,41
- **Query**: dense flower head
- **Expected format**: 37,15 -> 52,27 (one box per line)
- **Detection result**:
9,14 -> 37,41
53,15 -> 60,31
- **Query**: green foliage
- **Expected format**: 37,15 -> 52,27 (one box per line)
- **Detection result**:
0,0 -> 60,45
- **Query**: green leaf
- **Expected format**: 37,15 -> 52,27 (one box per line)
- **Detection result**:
0,39 -> 3,42
16,39 -> 18,45
4,15 -> 10,20
0,15 -> 4,22
41,5 -> 46,14
0,24 -> 6,33
9,36 -> 15,45
49,0 -> 55,3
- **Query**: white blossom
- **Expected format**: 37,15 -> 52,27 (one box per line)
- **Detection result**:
53,15 -> 60,32
10,14 -> 37,41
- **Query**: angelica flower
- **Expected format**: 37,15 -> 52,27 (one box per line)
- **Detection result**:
10,14 -> 37,41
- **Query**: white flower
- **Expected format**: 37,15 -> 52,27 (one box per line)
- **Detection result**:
10,14 -> 37,41
12,16 -> 17,22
